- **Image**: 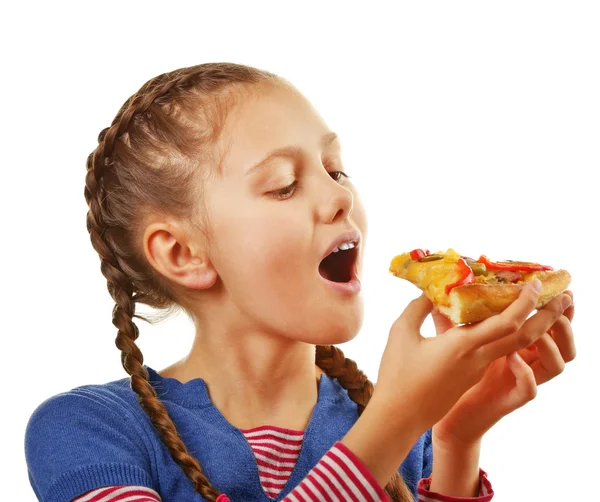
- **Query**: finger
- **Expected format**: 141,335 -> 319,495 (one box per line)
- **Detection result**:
485,292 -> 572,361
466,279 -> 542,349
505,352 -> 537,407
521,290 -> 572,348
432,308 -> 455,335
561,290 -> 575,322
548,314 -> 576,362
529,332 -> 566,385
394,293 -> 434,334
516,344 -> 540,366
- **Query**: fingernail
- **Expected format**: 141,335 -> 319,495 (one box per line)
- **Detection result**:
527,344 -> 537,351
561,296 -> 572,309
531,279 -> 542,292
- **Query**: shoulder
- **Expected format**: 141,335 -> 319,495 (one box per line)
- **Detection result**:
25,376 -> 158,502
25,375 -> 149,445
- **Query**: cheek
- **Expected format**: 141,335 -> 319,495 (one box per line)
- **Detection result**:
251,232 -> 306,278
213,208 -> 310,288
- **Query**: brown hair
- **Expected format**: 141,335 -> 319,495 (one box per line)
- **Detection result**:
84,62 -> 413,501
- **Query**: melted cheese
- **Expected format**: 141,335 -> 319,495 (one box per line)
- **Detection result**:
393,249 -> 462,306
521,270 -> 548,283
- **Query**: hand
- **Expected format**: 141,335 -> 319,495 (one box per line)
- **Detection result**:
373,280 -> 566,437
432,290 -> 575,446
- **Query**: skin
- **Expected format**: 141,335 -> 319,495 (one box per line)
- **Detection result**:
142,81 -> 367,431
342,281 -> 575,494
428,291 -> 575,495
142,80 -> 577,496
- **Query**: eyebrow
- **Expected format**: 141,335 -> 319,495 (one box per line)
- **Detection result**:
245,132 -> 340,177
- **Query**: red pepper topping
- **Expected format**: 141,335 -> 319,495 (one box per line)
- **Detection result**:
410,249 -> 431,260
445,258 -> 476,294
478,255 -> 553,272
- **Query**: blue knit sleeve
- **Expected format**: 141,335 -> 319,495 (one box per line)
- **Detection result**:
422,428 -> 433,478
398,428 -> 433,499
24,388 -> 157,502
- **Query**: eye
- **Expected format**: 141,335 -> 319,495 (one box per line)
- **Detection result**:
324,157 -> 349,184
329,171 -> 350,183
269,180 -> 297,200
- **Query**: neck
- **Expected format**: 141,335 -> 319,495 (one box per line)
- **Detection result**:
159,324 -> 324,431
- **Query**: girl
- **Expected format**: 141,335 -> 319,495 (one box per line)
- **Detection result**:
24,62 -> 575,502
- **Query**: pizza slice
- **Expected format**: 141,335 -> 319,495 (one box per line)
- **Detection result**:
389,248 -> 571,324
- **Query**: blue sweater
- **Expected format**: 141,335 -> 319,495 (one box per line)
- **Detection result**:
25,365 -> 432,501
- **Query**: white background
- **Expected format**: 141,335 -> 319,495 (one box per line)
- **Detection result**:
4,1 -> 599,500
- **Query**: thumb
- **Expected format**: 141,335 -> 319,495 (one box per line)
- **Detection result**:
432,307 -> 455,336
394,293 -> 434,335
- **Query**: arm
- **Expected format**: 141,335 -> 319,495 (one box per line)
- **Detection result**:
429,437 -> 482,497
297,285 -> 572,501
25,392 -> 157,502
281,441 -> 390,502
282,436 -> 494,502
413,429 -> 494,501
340,394 -> 422,490
424,290 -> 575,498
68,436 -> 491,502
68,438 -> 396,502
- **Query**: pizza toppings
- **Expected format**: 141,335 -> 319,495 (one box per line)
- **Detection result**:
419,254 -> 444,262
445,257 -> 476,294
467,262 -> 487,276
395,248 -> 553,301
478,255 -> 553,272
410,249 -> 430,260
389,247 -> 570,324
495,270 -> 525,283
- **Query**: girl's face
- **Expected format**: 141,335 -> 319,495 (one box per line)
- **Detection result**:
203,83 -> 367,345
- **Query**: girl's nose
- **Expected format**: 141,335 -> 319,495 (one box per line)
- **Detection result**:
316,174 -> 353,224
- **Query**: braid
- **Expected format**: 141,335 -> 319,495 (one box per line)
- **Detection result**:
315,344 -> 414,502
84,63 -> 278,501
84,61 -> 409,501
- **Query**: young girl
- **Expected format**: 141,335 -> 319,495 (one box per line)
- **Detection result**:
24,62 -> 575,502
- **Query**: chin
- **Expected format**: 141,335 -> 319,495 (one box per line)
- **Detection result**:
326,330 -> 360,345
313,316 -> 363,345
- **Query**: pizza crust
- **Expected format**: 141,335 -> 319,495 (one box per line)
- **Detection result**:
438,269 -> 572,324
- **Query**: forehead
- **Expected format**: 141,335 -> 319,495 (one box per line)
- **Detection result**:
217,83 -> 337,178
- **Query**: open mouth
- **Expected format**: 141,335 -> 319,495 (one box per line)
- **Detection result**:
318,246 -> 358,283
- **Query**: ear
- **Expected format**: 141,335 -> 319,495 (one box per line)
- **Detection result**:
143,221 -> 218,290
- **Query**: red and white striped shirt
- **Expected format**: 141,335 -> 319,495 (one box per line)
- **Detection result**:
239,425 -> 305,499
72,425 -> 493,501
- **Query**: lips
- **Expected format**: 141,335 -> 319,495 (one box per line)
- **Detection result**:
321,230 -> 361,261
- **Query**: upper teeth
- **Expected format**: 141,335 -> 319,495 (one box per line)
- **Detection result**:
332,240 -> 357,253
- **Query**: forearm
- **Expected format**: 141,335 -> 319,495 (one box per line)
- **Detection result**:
429,435 -> 482,497
341,397 -> 423,489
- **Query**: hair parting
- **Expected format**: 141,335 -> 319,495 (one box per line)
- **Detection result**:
84,62 -> 412,501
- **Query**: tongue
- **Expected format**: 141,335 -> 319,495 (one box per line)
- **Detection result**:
319,250 -> 352,282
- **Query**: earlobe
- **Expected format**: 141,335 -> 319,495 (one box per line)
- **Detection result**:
185,258 -> 218,289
